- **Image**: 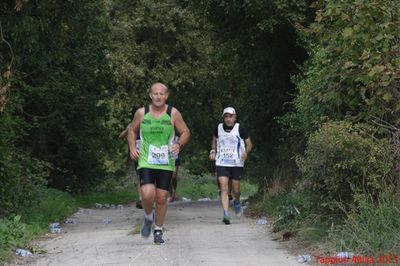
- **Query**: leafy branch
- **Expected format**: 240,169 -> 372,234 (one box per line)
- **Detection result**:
0,21 -> 14,112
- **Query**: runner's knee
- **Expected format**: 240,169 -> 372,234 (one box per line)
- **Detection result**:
155,192 -> 168,205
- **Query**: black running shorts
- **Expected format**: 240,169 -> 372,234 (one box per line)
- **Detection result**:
216,166 -> 244,180
138,168 -> 173,191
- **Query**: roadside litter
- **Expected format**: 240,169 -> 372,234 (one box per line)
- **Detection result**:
49,222 -> 61,233
77,208 -> 90,214
95,203 -> 123,209
65,218 -> 77,224
255,217 -> 268,225
15,248 -> 32,257
197,197 -> 211,201
337,252 -> 353,258
297,254 -> 312,263
103,217 -> 112,224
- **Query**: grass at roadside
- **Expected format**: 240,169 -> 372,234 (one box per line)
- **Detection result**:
0,188 -> 77,264
176,168 -> 257,200
249,191 -> 332,245
249,189 -> 400,258
332,193 -> 400,257
74,182 -> 138,207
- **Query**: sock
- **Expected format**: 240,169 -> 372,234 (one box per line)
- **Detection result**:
144,211 -> 153,221
224,211 -> 230,217
154,225 -> 163,231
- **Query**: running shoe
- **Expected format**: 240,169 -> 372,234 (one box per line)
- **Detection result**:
153,230 -> 165,244
140,215 -> 153,238
234,201 -> 242,218
222,215 -> 231,225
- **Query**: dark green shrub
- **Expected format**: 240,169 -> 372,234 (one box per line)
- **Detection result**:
297,121 -> 393,212
0,215 -> 37,261
0,148 -> 48,217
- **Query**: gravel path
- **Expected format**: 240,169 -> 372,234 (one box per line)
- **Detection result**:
12,199 -> 300,266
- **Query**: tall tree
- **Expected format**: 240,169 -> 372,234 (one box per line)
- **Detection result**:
1,0 -> 114,192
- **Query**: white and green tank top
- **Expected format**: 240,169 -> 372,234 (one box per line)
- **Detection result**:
138,105 -> 175,171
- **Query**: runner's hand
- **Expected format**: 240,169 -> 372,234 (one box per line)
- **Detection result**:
209,150 -> 216,161
241,151 -> 248,161
169,143 -> 181,156
130,147 -> 140,161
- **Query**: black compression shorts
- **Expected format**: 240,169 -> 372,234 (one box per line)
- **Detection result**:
216,166 -> 244,180
138,168 -> 173,191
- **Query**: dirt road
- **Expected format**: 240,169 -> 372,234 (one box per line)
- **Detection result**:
14,200 -> 300,266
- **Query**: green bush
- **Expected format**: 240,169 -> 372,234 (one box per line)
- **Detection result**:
0,188 -> 76,263
177,168 -> 257,200
297,121 -> 393,212
262,191 -> 316,232
22,188 -> 77,226
0,215 -> 38,261
0,148 -> 48,217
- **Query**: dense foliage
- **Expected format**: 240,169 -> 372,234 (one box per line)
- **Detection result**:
272,0 -> 400,255
1,0 -> 309,217
185,0 -> 309,178
2,1 -> 400,258
297,121 -> 393,212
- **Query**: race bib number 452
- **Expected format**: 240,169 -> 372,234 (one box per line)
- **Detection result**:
148,144 -> 169,165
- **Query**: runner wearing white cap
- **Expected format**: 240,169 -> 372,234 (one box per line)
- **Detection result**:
209,107 -> 253,224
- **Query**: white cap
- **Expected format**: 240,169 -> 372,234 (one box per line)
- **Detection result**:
222,107 -> 236,116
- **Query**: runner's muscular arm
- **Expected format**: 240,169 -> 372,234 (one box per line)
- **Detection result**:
241,137 -> 253,161
209,135 -> 217,161
119,128 -> 128,139
128,107 -> 144,160
171,108 -> 190,155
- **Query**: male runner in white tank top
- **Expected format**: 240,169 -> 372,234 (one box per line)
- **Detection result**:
209,107 -> 253,224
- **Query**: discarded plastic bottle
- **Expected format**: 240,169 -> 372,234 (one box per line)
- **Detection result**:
16,249 -> 33,257
65,218 -> 77,224
50,227 -> 61,233
256,217 -> 268,225
337,252 -> 353,259
297,254 -> 312,263
50,222 -> 61,233
169,136 -> 179,160
103,217 -> 112,224
50,222 -> 60,228
198,197 -> 211,202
